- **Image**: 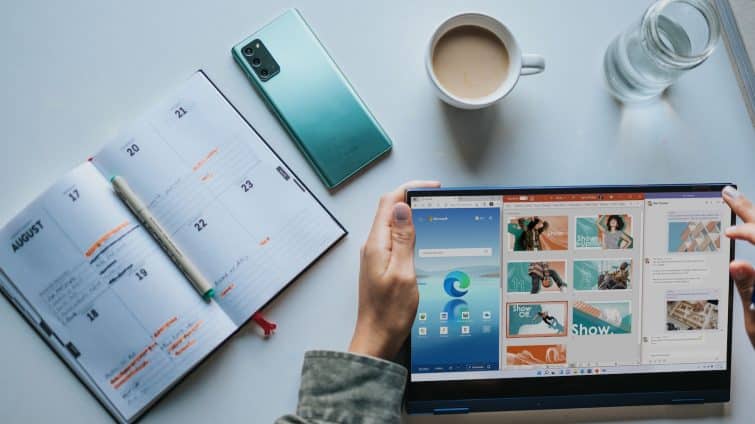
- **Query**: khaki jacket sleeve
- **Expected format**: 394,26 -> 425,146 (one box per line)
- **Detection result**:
275,350 -> 407,424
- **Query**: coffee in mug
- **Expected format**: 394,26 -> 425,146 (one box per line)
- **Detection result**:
426,13 -> 546,109
432,25 -> 510,99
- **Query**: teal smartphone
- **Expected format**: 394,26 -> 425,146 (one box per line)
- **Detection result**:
232,9 -> 392,189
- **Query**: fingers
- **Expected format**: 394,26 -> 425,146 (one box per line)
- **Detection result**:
372,180 -> 440,230
725,223 -> 755,244
723,186 -> 755,223
730,260 -> 755,311
365,180 -> 440,256
732,261 -> 755,348
386,202 -> 416,279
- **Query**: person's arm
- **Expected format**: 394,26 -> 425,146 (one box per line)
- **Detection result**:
276,180 -> 440,424
597,214 -> 608,232
275,351 -> 407,424
619,232 -> 633,249
722,186 -> 755,348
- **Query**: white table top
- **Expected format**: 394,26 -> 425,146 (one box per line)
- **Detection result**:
1,1 -> 754,423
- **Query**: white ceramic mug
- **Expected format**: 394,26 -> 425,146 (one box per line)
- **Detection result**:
426,13 -> 545,109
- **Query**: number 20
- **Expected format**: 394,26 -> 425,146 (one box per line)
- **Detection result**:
126,144 -> 140,157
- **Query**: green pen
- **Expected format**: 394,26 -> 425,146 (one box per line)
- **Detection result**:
111,175 -> 215,301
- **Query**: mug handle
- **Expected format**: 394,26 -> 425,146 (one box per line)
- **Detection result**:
521,54 -> 545,76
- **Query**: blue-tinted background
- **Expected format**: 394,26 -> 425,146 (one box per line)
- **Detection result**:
411,207 -> 501,373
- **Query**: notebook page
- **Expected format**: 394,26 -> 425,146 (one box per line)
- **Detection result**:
92,72 -> 345,325
0,162 -> 236,422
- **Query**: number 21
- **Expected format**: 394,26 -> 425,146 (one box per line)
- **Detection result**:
174,107 -> 187,119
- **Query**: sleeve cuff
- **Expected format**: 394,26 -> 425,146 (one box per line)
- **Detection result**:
295,350 -> 407,423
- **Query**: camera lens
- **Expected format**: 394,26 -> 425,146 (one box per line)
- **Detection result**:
242,47 -> 254,57
252,58 -> 261,67
261,69 -> 269,77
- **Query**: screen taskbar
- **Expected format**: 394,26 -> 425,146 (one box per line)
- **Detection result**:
410,361 -> 727,382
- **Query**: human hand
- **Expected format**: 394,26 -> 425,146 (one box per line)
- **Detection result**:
348,180 -> 440,360
722,186 -> 755,348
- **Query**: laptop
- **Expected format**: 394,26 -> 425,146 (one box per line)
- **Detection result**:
405,184 -> 734,414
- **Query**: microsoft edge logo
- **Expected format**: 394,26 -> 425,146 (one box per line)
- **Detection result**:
443,270 -> 470,297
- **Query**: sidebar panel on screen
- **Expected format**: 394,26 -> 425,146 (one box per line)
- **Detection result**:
411,205 -> 501,374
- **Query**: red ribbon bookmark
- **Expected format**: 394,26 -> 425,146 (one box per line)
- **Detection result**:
252,312 -> 277,337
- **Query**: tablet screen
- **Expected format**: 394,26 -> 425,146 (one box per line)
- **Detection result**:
409,189 -> 731,382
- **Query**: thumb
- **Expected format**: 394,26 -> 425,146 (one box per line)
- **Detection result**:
730,260 -> 755,312
388,203 -> 415,276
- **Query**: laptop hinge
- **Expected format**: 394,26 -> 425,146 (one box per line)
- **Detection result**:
672,398 -> 705,404
433,407 -> 469,414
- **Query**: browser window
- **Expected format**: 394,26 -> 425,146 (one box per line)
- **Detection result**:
409,191 -> 730,382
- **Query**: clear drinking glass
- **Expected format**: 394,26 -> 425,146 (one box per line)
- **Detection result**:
604,0 -> 721,103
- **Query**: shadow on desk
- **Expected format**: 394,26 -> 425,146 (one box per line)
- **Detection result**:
440,101 -> 506,172
405,402 -> 727,423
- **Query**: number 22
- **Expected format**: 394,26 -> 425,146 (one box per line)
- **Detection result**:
194,218 -> 207,232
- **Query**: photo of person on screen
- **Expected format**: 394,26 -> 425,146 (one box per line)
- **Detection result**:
597,215 -> 633,249
508,216 -> 549,251
508,217 -> 526,251
523,217 -> 549,251
598,261 -> 630,290
528,261 -> 567,293
536,311 -> 564,333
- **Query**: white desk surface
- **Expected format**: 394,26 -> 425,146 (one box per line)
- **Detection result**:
1,1 -> 754,423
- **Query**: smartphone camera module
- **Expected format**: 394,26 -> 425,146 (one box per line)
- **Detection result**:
242,39 -> 279,82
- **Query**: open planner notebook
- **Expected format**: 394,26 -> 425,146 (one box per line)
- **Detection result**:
0,71 -> 346,423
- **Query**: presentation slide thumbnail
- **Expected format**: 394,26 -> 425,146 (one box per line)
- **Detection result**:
572,301 -> 632,335
507,216 -> 568,251
573,259 -> 631,291
575,215 -> 633,249
666,289 -> 719,331
507,261 -> 567,294
506,344 -> 567,367
668,219 -> 721,253
507,301 -> 568,338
